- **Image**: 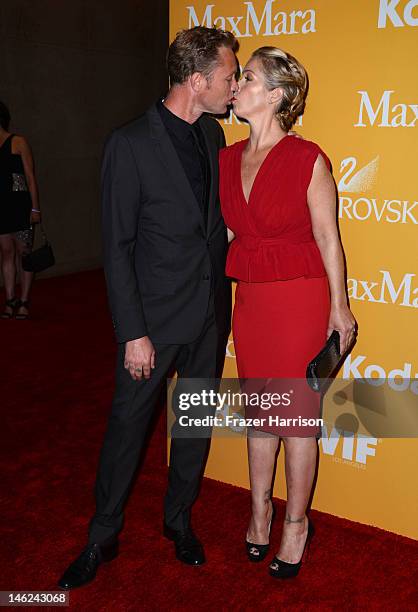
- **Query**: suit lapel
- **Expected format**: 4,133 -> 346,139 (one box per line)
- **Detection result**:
147,104 -> 206,235
198,117 -> 218,237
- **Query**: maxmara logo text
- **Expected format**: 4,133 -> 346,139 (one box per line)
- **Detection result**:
378,0 -> 418,28
348,270 -> 418,308
355,91 -> 417,127
187,1 -> 316,36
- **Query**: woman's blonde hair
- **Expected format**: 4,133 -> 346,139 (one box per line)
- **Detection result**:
250,46 -> 308,131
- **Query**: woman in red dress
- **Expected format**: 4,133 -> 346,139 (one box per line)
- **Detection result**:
219,47 -> 356,578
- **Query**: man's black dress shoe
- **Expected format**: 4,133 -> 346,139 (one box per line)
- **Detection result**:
163,524 -> 205,566
57,539 -> 119,590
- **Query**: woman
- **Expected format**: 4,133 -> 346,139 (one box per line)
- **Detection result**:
0,100 -> 41,319
219,47 -> 356,578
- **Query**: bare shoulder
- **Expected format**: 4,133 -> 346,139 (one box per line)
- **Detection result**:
12,134 -> 31,154
290,136 -> 331,171
289,135 -> 323,154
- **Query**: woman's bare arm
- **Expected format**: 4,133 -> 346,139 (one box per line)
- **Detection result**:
15,136 -> 41,223
307,154 -> 356,354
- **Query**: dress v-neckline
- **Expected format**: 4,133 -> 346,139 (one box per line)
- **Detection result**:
0,134 -> 13,150
239,135 -> 289,206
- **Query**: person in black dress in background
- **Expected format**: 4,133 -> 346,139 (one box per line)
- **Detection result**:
0,101 -> 41,319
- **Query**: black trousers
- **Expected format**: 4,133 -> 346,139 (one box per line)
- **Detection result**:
88,298 -> 227,544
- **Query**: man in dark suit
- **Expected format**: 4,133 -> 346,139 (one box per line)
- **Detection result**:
58,26 -> 239,589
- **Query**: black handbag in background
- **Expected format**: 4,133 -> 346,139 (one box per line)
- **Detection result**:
21,224 -> 55,273
306,330 -> 345,393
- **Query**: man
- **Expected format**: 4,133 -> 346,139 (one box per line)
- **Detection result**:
58,26 -> 239,589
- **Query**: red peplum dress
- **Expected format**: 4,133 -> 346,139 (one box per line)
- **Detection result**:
219,135 -> 331,437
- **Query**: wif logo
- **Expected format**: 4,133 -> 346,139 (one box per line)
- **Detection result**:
378,0 -> 418,28
320,426 -> 377,466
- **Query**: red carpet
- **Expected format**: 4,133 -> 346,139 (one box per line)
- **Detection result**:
1,269 -> 417,610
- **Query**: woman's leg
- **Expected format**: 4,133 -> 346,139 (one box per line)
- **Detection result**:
0,234 -> 17,312
246,432 -> 280,544
275,436 -> 317,562
14,229 -> 34,315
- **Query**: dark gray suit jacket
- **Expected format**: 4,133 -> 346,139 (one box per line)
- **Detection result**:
101,102 -> 231,344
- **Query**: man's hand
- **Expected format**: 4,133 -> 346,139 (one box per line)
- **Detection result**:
124,336 -> 155,381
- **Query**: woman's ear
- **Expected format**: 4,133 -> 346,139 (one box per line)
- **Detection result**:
269,87 -> 283,105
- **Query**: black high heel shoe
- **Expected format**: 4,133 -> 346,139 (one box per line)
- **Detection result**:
15,299 -> 30,320
246,500 -> 276,562
1,297 -> 18,319
269,517 -> 314,578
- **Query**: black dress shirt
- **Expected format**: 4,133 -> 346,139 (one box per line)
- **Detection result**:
157,98 -> 210,229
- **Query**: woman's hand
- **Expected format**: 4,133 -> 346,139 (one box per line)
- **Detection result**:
328,303 -> 357,355
30,210 -> 41,224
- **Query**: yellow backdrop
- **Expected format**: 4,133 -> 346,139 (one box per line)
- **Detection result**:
169,0 -> 418,540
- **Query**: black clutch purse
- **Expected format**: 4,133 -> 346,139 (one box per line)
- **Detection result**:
306,330 -> 343,393
22,224 -> 55,273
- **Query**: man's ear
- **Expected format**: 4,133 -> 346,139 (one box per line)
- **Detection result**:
269,87 -> 283,105
190,72 -> 204,93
